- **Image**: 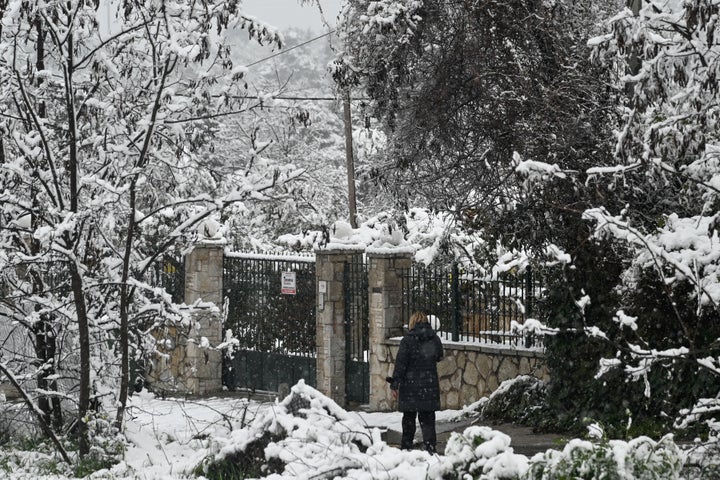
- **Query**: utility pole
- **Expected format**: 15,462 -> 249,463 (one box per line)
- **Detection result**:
343,90 -> 358,228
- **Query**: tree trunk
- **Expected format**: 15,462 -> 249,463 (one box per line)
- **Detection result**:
70,263 -> 91,456
115,181 -> 136,430
115,58 -> 171,430
64,27 -> 91,456
32,315 -> 62,429
31,13 -> 62,431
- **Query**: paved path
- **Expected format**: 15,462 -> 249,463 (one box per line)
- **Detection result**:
384,416 -> 567,456
230,390 -> 568,457
441,420 -> 567,456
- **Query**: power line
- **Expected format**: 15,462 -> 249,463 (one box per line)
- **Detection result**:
236,30 -> 371,103
246,30 -> 336,68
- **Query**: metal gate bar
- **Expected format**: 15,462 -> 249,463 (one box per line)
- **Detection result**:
223,253 -> 317,392
344,255 -> 369,404
401,263 -> 543,347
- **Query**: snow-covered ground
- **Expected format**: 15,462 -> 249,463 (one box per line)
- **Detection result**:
0,384 -> 452,480
0,381 -> 713,479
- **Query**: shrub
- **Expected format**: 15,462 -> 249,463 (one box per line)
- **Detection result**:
481,376 -> 546,425
431,426 -> 529,480
194,430 -> 286,480
526,435 -> 684,480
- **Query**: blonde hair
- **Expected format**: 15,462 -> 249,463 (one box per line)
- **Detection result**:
408,311 -> 429,330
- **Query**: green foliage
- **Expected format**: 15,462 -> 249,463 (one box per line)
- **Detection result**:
0,441 -> 71,477
0,456 -> 11,473
616,273 -> 720,438
481,376 -> 547,425
337,0 -> 619,249
526,436 -> 684,480
72,440 -> 124,478
528,442 -> 619,480
194,430 -> 286,480
538,239 -> 633,435
624,417 -> 671,442
681,441 -> 720,480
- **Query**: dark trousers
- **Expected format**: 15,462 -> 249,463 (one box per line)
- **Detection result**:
401,411 -> 436,451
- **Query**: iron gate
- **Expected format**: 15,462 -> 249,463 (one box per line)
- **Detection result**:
144,254 -> 185,303
401,263 -> 542,347
344,256 -> 369,404
222,252 -> 317,393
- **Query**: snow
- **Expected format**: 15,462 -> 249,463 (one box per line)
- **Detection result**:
614,310 -> 639,331
510,318 -> 559,338
0,378 -> 708,479
0,384 -> 491,479
587,422 -> 604,440
277,208 -> 487,267
224,250 -> 316,263
0,0 -> 21,27
326,219 -> 413,252
513,153 -> 567,182
543,244 -> 571,266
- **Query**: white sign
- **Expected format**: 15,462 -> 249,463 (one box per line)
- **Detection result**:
281,271 -> 297,295
318,280 -> 327,294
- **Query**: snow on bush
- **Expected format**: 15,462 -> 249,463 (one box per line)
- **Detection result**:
196,380 -> 443,479
0,379 -> 707,479
431,426 -> 530,479
527,435 -> 684,480
481,376 -> 546,425
193,380 -> 694,480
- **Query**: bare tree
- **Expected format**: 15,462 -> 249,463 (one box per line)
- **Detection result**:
0,0 -> 299,460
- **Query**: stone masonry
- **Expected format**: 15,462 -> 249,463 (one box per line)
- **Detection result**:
367,249 -> 549,411
315,248 -> 365,405
146,308 -> 223,395
378,340 -> 549,410
184,241 -> 224,306
145,240 -> 224,396
367,251 -> 413,411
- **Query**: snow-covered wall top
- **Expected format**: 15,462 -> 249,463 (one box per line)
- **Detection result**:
323,220 -> 415,254
277,209 -> 490,264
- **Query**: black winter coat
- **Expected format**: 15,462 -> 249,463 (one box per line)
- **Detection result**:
391,322 -> 444,412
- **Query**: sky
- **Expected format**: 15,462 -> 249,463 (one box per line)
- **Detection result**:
242,0 -> 343,32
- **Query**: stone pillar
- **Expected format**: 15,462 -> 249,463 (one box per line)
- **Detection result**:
146,308 -> 223,396
315,248 -> 364,406
367,251 -> 413,411
184,241 -> 224,306
145,241 -> 224,396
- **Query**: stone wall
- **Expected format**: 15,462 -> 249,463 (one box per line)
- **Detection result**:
366,252 -> 412,411
145,240 -> 224,396
375,339 -> 549,410
315,248 -> 365,405
146,308 -> 223,396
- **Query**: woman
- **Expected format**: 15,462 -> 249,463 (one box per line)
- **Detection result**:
389,311 -> 444,453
